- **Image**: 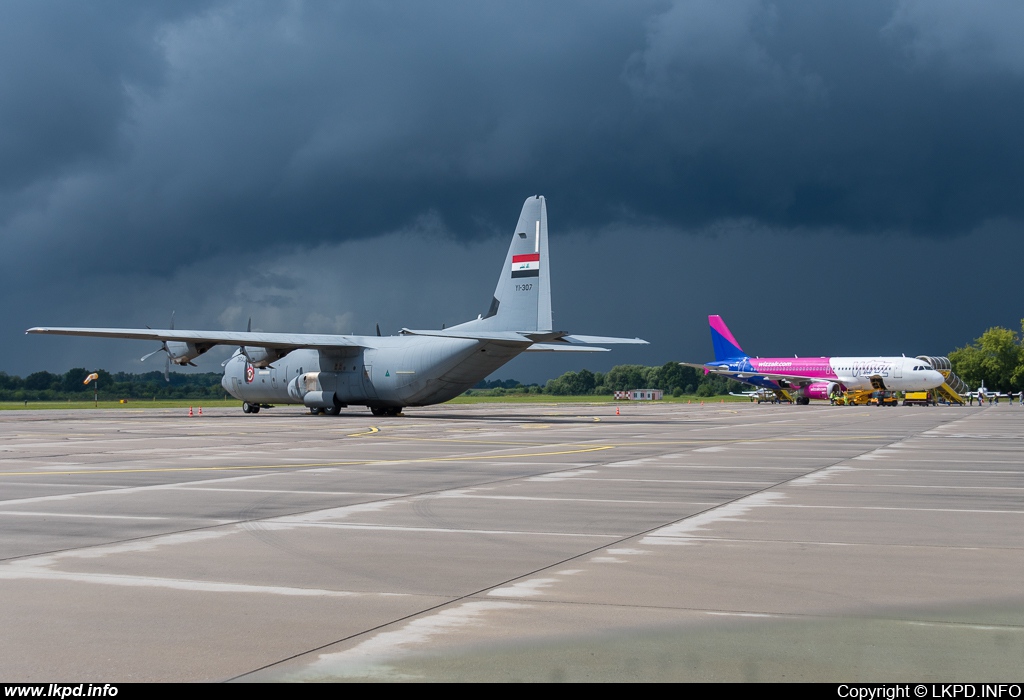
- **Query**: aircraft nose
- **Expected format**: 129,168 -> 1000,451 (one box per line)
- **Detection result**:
928,370 -> 943,387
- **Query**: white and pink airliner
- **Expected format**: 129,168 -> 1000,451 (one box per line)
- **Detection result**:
682,316 -> 945,405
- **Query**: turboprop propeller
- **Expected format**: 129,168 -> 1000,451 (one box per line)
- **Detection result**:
140,312 -> 205,381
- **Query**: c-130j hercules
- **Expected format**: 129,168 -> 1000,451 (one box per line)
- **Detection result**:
28,196 -> 647,416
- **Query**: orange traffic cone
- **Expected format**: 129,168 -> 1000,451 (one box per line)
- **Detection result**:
616,405 -> 620,416
188,406 -> 193,417
700,400 -> 704,406
721,398 -> 724,404
198,407 -> 203,416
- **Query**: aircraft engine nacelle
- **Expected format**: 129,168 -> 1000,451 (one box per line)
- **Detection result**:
243,346 -> 287,368
288,372 -> 342,409
287,372 -> 319,401
802,382 -> 843,401
165,341 -> 209,365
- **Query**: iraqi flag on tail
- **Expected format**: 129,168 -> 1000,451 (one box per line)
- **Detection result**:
511,253 -> 540,278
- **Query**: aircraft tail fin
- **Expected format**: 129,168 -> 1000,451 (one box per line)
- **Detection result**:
709,315 -> 748,361
451,195 -> 552,333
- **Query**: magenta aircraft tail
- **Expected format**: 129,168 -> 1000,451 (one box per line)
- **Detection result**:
709,315 -> 748,361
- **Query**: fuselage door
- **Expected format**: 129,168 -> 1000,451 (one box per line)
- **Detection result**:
894,361 -> 903,380
362,364 -> 378,399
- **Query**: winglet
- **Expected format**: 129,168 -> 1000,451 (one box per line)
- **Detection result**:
709,315 -> 747,361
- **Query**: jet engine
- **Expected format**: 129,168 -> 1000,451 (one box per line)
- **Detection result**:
800,382 -> 843,402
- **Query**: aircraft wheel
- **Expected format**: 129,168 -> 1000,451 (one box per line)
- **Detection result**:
370,407 -> 386,417
250,404 -> 260,414
309,407 -> 323,415
324,405 -> 341,416
242,402 -> 253,414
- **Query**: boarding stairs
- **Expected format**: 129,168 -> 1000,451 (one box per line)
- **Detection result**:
916,356 -> 967,405
770,388 -> 794,403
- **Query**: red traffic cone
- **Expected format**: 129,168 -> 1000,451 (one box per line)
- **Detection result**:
616,405 -> 620,416
198,407 -> 203,416
188,406 -> 193,417
700,400 -> 704,406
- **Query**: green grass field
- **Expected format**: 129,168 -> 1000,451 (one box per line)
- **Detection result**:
448,393 -> 746,404
0,398 -> 242,410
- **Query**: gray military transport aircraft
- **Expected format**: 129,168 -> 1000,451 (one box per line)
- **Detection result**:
28,196 -> 647,416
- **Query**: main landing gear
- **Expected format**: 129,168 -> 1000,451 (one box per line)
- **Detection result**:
241,402 -> 260,414
370,406 -> 403,417
309,405 -> 343,416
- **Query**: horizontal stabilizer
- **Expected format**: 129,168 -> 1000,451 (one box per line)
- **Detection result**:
399,328 -> 534,344
562,334 -> 648,345
524,344 -> 609,353
680,362 -> 713,371
401,328 -> 646,349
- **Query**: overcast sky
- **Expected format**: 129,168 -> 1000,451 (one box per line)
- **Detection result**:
5,1 -> 1024,382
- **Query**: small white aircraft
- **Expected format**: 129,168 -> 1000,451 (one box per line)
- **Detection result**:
964,383 -> 1014,404
729,388 -> 790,404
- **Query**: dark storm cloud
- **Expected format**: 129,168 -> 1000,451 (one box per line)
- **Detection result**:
5,1 -> 1024,376
6,0 -> 1024,272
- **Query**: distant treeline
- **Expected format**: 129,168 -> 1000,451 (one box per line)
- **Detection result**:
948,321 -> 1024,392
3,363 -> 740,403
0,369 -> 225,402
8,322 -> 1021,403
470,362 -> 743,397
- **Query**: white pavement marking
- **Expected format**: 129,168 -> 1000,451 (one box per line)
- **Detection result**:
762,504 -> 1024,515
0,511 -> 179,521
0,564 -> 396,597
297,601 -> 529,680
527,469 -> 599,482
641,492 -> 788,545
488,578 -> 560,597
0,472 -> 276,506
262,522 -> 622,538
789,465 -> 858,485
168,487 -> 404,496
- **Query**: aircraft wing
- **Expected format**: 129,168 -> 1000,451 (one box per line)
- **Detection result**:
25,327 -> 367,350
680,362 -> 821,386
401,329 -> 646,348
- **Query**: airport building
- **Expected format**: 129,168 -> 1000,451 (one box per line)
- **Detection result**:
613,389 -> 664,401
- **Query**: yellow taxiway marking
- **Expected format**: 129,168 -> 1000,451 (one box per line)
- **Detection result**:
345,427 -> 380,437
345,435 -> 567,447
0,445 -> 615,478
